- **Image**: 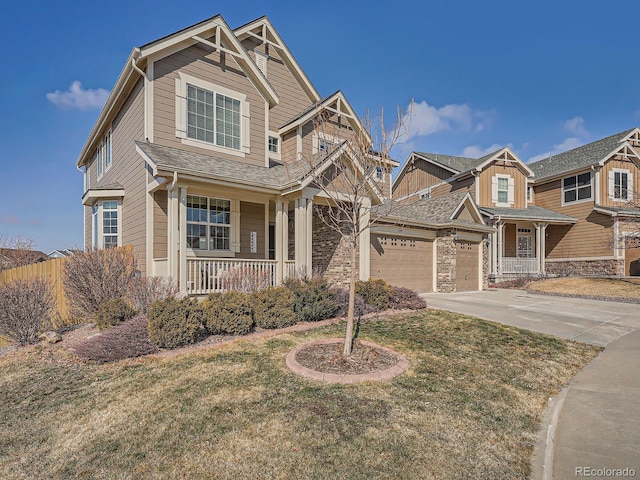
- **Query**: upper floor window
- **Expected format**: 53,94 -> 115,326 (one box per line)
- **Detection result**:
375,167 -> 384,181
318,138 -> 334,152
268,135 -> 279,154
527,186 -> 532,202
563,172 -> 592,204
497,177 -> 509,203
96,131 -> 112,179
186,195 -> 231,251
492,174 -> 514,207
609,169 -> 632,201
176,72 -> 249,157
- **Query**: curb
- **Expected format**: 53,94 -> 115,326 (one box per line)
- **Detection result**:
531,387 -> 569,480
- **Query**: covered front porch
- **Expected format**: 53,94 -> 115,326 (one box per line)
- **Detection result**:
481,206 -> 577,278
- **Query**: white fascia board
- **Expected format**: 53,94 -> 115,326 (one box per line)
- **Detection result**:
135,143 -> 158,176
474,147 -> 535,177
621,127 -> 640,143
82,189 -> 125,206
234,18 -> 320,103
450,193 -> 486,225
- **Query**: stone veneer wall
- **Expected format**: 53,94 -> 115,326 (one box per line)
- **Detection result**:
482,236 -> 490,289
312,206 -> 357,286
545,259 -> 624,276
436,230 -> 456,293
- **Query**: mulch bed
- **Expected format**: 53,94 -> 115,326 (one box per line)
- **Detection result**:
295,340 -> 399,375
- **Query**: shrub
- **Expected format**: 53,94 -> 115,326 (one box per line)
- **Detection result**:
204,291 -> 254,335
74,315 -> 158,363
331,287 -> 378,317
283,277 -> 338,322
390,286 -> 427,310
253,287 -> 296,329
220,265 -> 271,293
95,298 -> 138,329
0,277 -> 55,345
128,276 -> 178,314
63,247 -> 136,321
148,297 -> 204,349
355,279 -> 393,310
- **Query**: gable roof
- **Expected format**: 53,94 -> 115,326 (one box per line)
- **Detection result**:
413,152 -> 487,174
479,205 -> 577,224
529,128 -> 638,181
76,14 -> 280,168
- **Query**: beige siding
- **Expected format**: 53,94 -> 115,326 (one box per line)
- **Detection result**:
93,79 -> 147,273
478,163 -> 528,208
153,190 -> 168,259
239,201 -> 266,259
430,176 -> 475,198
393,158 -> 453,199
300,121 -> 315,158
84,205 -> 92,249
503,223 -> 517,257
153,43 -> 266,167
598,157 -> 640,207
281,130 -> 297,162
534,178 -> 613,258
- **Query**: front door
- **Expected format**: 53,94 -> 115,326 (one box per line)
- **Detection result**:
517,235 -> 532,258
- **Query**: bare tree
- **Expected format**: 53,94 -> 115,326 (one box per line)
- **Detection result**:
0,236 -> 39,271
299,105 -> 411,356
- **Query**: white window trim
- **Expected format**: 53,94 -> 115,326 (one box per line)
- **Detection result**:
312,132 -> 342,154
267,131 -> 281,160
104,130 -> 112,173
97,146 -> 103,179
609,168 -> 632,202
185,195 -> 234,253
175,72 -> 249,158
92,200 -> 122,249
374,166 -> 385,182
492,174 -> 514,207
561,172 -> 593,206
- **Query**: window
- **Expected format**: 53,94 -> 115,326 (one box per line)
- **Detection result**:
92,205 -> 98,248
102,201 -> 119,248
420,192 -> 431,200
186,84 -> 241,150
104,131 -> 112,170
497,177 -> 509,204
527,186 -> 532,202
186,195 -> 231,251
97,146 -> 103,178
375,167 -> 384,181
563,172 -> 592,204
318,138 -> 334,152
610,169 -> 632,201
268,136 -> 279,154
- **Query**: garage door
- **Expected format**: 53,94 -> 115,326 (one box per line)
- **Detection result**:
370,234 -> 433,292
625,237 -> 640,276
456,241 -> 479,291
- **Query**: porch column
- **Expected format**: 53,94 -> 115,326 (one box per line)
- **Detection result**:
305,195 -> 313,273
540,223 -> 547,274
490,223 -> 498,276
359,198 -> 371,281
497,222 -> 505,275
275,200 -> 285,284
534,223 -> 541,274
178,187 -> 187,293
294,197 -> 307,273
167,187 -> 179,282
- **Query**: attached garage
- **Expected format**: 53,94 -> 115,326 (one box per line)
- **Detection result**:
456,240 -> 480,291
625,237 -> 640,276
370,233 -> 434,292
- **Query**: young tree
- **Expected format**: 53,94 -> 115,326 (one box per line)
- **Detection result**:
299,105 -> 411,356
0,236 -> 39,271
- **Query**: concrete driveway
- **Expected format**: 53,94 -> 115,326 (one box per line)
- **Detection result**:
420,289 -> 640,346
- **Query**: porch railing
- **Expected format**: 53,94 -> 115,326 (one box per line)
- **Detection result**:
187,258 -> 277,295
501,257 -> 540,274
285,260 -> 296,279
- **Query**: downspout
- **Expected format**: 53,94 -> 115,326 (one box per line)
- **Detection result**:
130,48 -> 146,79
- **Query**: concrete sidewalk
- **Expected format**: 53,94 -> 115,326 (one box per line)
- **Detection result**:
419,290 -> 640,479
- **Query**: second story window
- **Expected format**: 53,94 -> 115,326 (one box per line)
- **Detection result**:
492,174 -> 513,207
563,172 -> 592,204
268,136 -> 279,153
610,169 -> 632,201
187,85 -> 241,150
497,177 -> 509,203
375,167 -> 384,181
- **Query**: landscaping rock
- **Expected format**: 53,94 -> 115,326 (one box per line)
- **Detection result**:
39,331 -> 62,344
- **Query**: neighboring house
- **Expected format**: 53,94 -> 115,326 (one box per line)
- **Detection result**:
0,249 -> 48,271
393,128 -> 640,279
47,249 -> 76,259
76,14 -> 491,295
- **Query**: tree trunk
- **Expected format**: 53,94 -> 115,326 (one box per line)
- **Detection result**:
343,237 -> 358,356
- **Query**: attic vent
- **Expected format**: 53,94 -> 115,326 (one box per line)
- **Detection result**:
255,51 -> 267,76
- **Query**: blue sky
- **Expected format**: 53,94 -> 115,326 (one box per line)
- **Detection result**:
1,0 -> 639,252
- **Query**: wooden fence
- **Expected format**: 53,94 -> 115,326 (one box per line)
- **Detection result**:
0,257 -> 71,330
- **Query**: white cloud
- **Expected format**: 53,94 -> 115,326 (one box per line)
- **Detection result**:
564,116 -> 589,137
46,81 -> 109,110
404,100 -> 492,139
529,137 -> 584,163
461,143 -> 506,158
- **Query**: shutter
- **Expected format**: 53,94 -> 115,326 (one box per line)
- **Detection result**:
608,170 -> 615,199
242,102 -> 251,154
508,177 -> 515,204
175,78 -> 187,139
491,176 -> 498,203
627,172 -> 633,201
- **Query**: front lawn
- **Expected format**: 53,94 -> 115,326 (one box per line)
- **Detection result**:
526,277 -> 640,302
0,310 -> 599,479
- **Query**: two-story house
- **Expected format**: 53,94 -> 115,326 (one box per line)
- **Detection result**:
393,128 -> 640,280
77,14 -> 493,295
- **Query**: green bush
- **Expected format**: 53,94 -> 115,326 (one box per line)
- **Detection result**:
355,279 -> 393,310
204,291 -> 254,335
95,298 -> 138,329
283,277 -> 338,323
147,297 -> 204,349
253,287 -> 296,329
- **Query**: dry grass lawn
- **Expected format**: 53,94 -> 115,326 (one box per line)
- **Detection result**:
527,277 -> 640,301
0,311 -> 599,479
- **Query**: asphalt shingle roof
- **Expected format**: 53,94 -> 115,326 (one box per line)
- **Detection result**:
479,206 -> 577,223
413,152 -> 483,173
529,129 -> 635,180
594,205 -> 640,216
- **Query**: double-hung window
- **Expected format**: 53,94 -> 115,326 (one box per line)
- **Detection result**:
492,174 -> 513,207
497,177 -> 509,203
96,131 -> 112,178
563,172 -> 592,204
102,201 -> 119,248
186,195 -> 231,251
610,169 -> 632,201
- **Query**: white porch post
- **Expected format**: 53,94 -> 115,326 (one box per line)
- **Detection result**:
275,200 -> 284,284
178,187 -> 187,293
359,198 -> 371,281
294,197 -> 306,273
282,200 -> 289,266
305,195 -> 313,273
540,223 -> 547,274
534,223 -> 541,274
497,222 -> 505,275
167,187 -> 179,282
491,224 -> 498,276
